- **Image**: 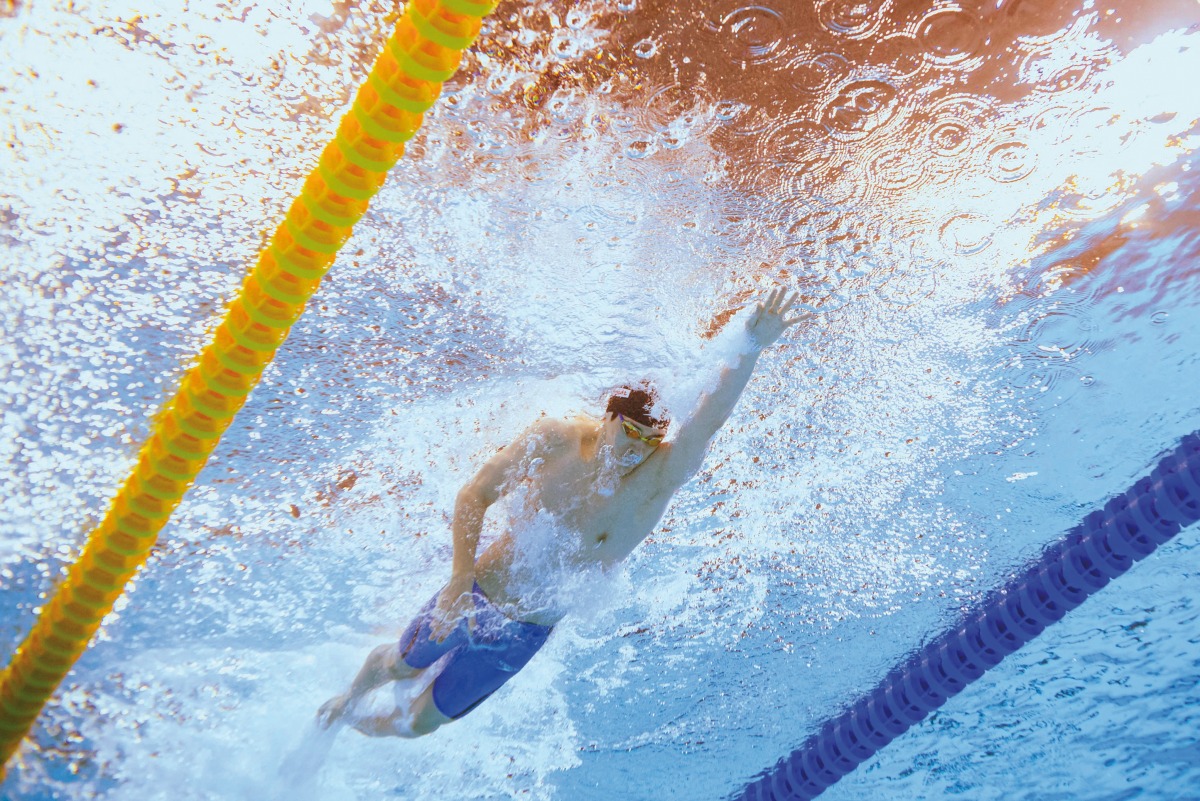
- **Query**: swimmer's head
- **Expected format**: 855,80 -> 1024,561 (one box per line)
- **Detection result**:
602,384 -> 668,472
604,384 -> 668,431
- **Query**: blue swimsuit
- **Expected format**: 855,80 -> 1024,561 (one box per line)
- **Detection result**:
397,583 -> 553,719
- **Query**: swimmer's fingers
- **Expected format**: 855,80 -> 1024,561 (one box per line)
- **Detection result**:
750,288 -> 779,326
781,292 -> 810,326
428,612 -> 452,643
771,289 -> 800,315
760,287 -> 797,317
428,593 -> 458,642
751,289 -> 769,317
430,590 -> 476,642
430,610 -> 462,643
745,288 -> 808,346
454,603 -> 479,640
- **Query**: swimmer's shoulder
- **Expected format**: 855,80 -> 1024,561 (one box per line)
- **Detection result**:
522,415 -> 588,455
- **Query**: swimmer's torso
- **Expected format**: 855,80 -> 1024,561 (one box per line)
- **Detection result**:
474,416 -> 679,624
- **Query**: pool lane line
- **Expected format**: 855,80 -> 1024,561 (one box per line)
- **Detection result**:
0,0 -> 499,779
735,432 -> 1200,801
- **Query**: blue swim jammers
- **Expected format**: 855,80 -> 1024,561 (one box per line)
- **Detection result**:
398,582 -> 552,720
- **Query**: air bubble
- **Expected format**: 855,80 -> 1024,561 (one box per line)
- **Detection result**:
626,140 -> 655,159
715,99 -> 749,121
565,9 -> 590,29
633,38 -> 658,59
638,84 -> 700,135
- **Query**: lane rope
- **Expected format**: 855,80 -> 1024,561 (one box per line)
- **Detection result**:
0,0 -> 498,776
736,433 -> 1200,801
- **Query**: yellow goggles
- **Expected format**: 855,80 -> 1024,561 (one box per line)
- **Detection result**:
619,415 -> 664,447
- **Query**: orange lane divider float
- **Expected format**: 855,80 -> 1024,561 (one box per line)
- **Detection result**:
0,0 -> 498,778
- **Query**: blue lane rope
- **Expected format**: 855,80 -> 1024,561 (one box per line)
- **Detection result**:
736,432 -> 1200,801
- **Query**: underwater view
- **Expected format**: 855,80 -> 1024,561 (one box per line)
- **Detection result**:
1,0 -> 1198,798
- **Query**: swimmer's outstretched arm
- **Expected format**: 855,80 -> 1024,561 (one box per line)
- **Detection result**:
662,289 -> 808,477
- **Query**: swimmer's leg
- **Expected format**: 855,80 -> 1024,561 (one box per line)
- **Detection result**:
350,683 -> 452,738
317,643 -> 422,729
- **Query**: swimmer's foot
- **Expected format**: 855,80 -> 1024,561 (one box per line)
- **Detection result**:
316,694 -> 352,729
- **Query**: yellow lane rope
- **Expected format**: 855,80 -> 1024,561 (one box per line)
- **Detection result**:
0,0 -> 498,776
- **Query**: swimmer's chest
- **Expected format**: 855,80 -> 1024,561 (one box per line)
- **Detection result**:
530,455 -> 671,557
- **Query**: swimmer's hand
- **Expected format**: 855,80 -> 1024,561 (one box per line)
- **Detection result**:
317,693 -> 351,729
746,288 -> 808,349
430,573 -> 476,643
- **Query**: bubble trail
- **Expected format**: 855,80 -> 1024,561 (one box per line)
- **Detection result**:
734,432 -> 1200,801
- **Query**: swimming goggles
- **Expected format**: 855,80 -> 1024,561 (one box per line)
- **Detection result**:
619,415 -> 664,447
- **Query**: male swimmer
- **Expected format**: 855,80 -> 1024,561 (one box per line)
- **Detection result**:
317,289 -> 806,737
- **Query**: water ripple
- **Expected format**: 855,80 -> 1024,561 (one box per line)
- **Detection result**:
785,51 -> 852,98
817,0 -> 892,40
926,94 -> 997,147
1017,16 -> 1114,96
915,7 -> 985,67
922,93 -> 999,182
771,190 -> 845,235
758,119 -> 838,175
714,100 -> 774,139
714,3 -> 788,68
638,83 -> 703,134
874,258 -> 941,308
868,144 -> 928,192
939,212 -> 995,256
1030,103 -> 1076,143
822,78 -> 901,141
987,132 -> 1038,184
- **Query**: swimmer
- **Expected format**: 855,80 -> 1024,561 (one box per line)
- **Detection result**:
317,288 -> 808,738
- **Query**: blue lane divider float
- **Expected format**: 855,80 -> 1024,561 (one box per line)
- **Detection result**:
736,432 -> 1200,801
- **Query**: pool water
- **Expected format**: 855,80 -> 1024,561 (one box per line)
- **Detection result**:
1,1 -> 1198,799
